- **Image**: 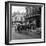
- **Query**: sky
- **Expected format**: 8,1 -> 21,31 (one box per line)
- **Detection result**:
12,6 -> 26,14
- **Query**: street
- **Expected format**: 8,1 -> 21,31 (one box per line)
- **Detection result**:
12,28 -> 41,40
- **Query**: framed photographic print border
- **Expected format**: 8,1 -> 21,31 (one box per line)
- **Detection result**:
5,1 -> 45,45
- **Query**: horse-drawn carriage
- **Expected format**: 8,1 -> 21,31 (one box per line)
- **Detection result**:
17,21 -> 36,32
